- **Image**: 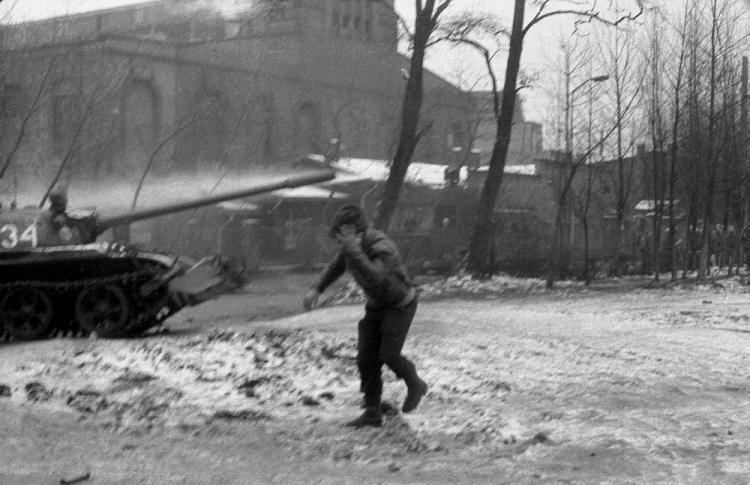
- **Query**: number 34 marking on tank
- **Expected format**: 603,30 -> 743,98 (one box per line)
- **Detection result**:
0,221 -> 38,248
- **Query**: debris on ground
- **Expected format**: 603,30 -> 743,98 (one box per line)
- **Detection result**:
25,382 -> 53,402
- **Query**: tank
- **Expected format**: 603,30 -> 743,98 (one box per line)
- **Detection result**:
0,170 -> 335,340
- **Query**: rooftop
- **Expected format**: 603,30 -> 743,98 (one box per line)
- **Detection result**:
325,157 -> 538,188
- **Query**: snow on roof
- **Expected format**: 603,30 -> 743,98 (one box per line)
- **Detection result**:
217,201 -> 261,212
327,158 -> 539,187
332,158 -> 390,180
475,164 -> 538,176
219,187 -> 347,211
331,158 -> 468,188
634,200 -> 655,211
270,186 -> 349,199
634,199 -> 680,211
407,161 -> 465,186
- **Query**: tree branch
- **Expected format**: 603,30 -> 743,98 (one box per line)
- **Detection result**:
523,1 -> 646,36
0,58 -> 57,181
131,117 -> 196,210
431,0 -> 455,25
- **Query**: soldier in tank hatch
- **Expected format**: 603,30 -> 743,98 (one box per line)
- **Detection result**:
303,204 -> 428,428
48,185 -> 68,220
46,185 -> 80,242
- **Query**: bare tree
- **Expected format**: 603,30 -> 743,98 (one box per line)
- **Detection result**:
0,59 -> 57,183
661,1 -> 693,283
548,40 -> 611,285
595,8 -> 647,277
0,18 -> 84,189
570,49 -> 613,285
456,0 -> 645,276
0,29 -> 131,207
641,7 -> 671,282
372,0 -> 455,230
645,0 -> 750,281
738,56 -> 749,275
39,55 -> 131,207
697,0 -> 722,279
686,0 -> 748,279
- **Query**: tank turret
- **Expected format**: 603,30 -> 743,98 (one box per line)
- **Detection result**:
0,170 -> 335,340
0,170 -> 334,249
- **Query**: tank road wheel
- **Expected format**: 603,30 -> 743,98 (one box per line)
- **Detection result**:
75,285 -> 132,338
0,288 -> 55,340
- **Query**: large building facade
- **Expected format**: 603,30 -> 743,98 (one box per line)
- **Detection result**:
0,0 -> 584,275
0,0 -> 475,194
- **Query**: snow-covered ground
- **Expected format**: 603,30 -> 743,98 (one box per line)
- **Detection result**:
2,272 -> 750,484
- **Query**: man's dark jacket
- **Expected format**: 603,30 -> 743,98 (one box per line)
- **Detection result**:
314,228 -> 415,309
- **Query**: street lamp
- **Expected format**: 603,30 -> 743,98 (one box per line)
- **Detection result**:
564,74 -> 609,254
566,74 -> 610,162
585,74 -> 610,85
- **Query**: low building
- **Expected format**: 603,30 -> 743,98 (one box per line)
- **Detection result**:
181,155 -> 557,273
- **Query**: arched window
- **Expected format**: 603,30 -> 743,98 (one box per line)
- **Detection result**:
52,79 -> 81,158
202,91 -> 225,162
123,80 -> 158,169
0,83 -> 24,121
257,94 -> 274,159
192,88 -> 227,167
243,94 -> 274,164
297,101 -> 320,154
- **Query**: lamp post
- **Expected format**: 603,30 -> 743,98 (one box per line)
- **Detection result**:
565,75 -> 610,168
562,73 -> 609,269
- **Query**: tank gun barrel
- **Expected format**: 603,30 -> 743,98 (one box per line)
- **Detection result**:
96,170 -> 335,232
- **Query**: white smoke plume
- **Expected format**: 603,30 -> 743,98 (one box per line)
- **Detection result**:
2,167 -> 314,214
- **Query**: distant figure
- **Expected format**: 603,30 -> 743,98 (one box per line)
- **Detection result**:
324,137 -> 341,165
48,186 -> 69,225
303,205 -> 427,428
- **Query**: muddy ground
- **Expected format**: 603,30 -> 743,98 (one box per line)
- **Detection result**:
2,271 -> 750,484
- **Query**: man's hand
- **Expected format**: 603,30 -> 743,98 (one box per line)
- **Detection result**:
303,288 -> 320,311
336,224 -> 362,251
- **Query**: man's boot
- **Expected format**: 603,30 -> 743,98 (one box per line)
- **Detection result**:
345,406 -> 383,428
402,378 -> 428,413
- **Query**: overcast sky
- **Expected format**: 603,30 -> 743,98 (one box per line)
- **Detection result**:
0,0 -> 647,123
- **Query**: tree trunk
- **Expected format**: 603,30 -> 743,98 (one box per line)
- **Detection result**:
668,140 -> 679,283
373,8 -> 432,231
699,0 -> 720,280
465,0 -> 525,276
583,218 -> 591,285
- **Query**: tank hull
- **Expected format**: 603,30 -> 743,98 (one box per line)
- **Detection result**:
0,242 -> 235,339
0,171 -> 335,340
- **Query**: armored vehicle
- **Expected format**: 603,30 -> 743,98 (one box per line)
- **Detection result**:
0,170 -> 334,340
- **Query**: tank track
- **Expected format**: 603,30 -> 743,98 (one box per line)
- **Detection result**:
0,267 -> 178,342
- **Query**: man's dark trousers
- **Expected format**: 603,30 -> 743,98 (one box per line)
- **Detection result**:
357,298 -> 419,408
